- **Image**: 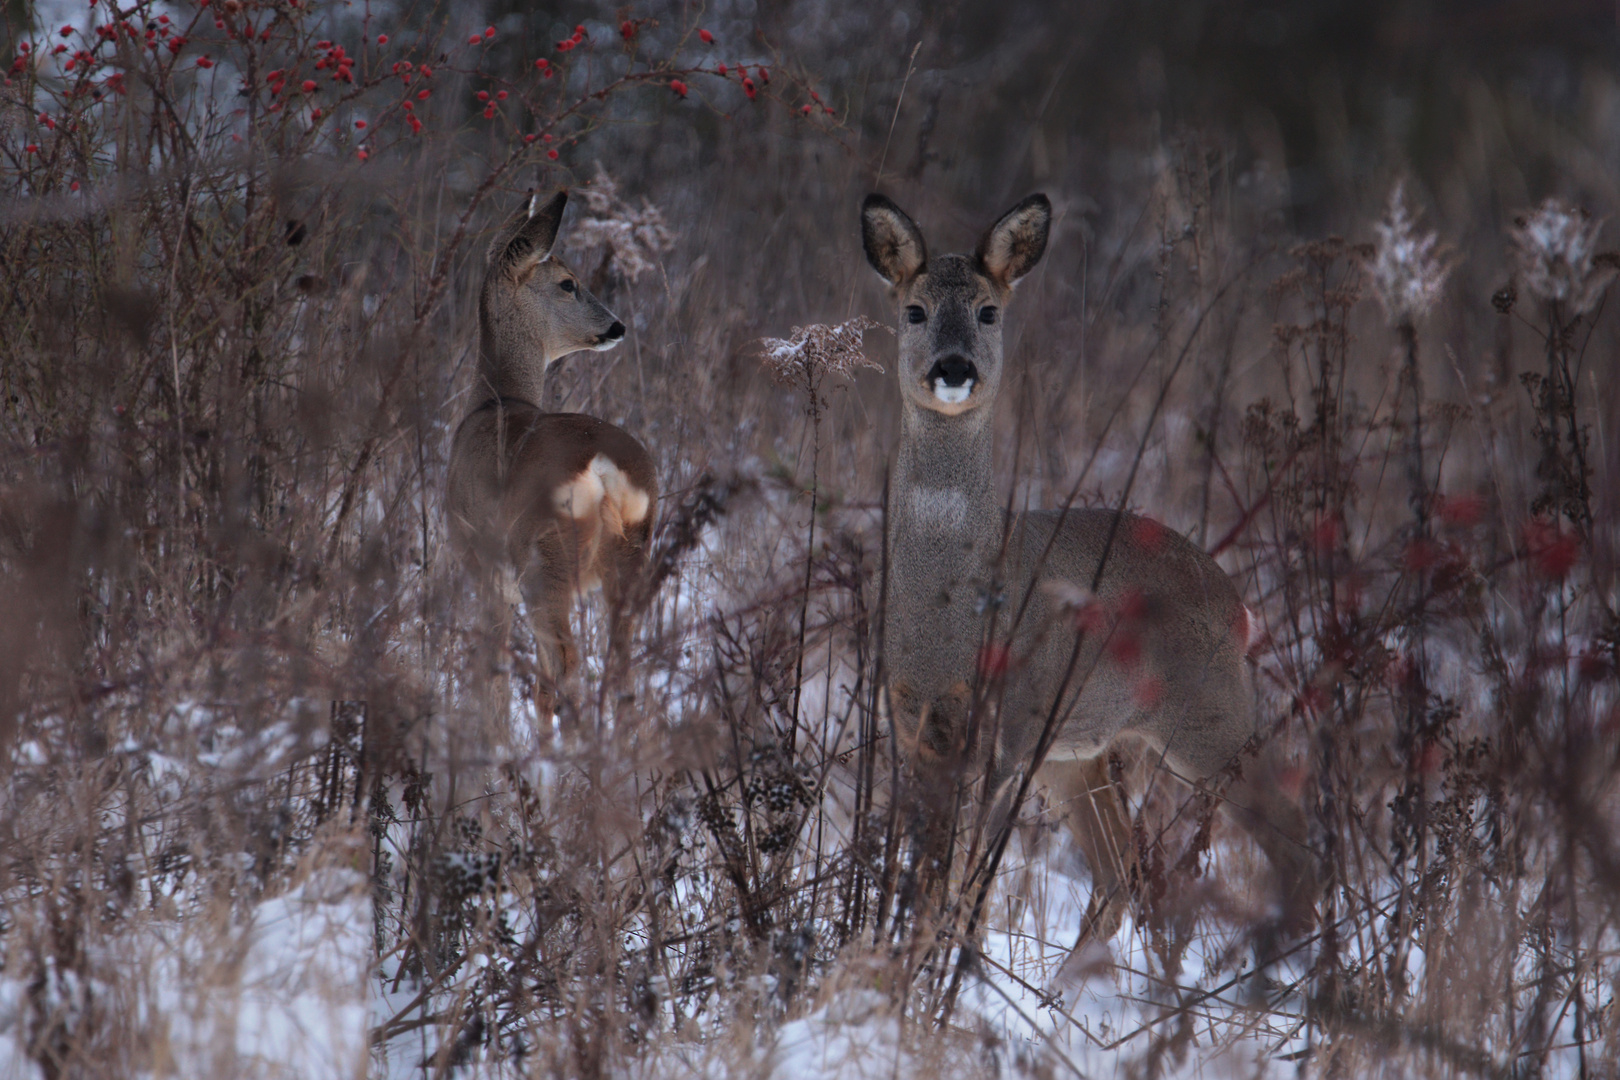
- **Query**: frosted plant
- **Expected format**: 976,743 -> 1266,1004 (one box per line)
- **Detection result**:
1367,182 -> 1451,326
762,316 -> 886,385
571,164 -> 677,284
1509,198 -> 1617,316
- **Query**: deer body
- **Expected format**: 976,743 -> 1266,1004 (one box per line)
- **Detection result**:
865,193 -> 1314,946
447,191 -> 656,718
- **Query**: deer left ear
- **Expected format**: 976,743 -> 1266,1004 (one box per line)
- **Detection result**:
975,194 -> 1050,290
492,190 -> 568,281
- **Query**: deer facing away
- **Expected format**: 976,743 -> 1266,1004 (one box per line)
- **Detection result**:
862,192 -> 1316,951
447,191 -> 656,719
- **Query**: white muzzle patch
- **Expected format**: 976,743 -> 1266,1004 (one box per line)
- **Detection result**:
933,380 -> 974,404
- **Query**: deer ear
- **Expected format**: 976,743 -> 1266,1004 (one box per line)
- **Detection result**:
976,194 -> 1050,290
492,190 -> 568,280
862,194 -> 927,288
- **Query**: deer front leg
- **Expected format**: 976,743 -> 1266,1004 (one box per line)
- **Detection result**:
474,563 -> 521,723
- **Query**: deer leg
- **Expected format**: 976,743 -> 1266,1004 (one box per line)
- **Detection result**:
521,564 -> 578,721
1171,723 -> 1318,937
473,563 -> 521,723
1044,755 -> 1138,944
598,534 -> 645,706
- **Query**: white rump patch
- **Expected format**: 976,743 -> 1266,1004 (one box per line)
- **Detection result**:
552,455 -> 650,535
590,454 -> 651,533
553,464 -> 606,520
908,487 -> 969,529
933,379 -> 974,404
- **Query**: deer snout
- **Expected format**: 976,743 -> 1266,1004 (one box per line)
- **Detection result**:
925,356 -> 978,405
592,321 -> 626,350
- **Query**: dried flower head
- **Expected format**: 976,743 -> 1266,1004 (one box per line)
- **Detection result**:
569,164 -> 676,284
1367,182 -> 1451,325
1509,198 -> 1616,316
761,316 -> 887,385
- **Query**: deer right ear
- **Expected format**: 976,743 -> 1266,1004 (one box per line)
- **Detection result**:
862,194 -> 927,288
492,190 -> 568,281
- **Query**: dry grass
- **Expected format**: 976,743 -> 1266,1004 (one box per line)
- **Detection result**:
2,1 -> 1618,1077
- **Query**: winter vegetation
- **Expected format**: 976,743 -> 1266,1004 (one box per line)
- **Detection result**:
1,0 -> 1618,1076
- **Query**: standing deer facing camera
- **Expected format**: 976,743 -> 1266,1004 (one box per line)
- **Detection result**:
862,193 -> 1315,955
447,190 -> 656,719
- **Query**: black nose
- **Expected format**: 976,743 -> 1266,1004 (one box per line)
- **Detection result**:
927,356 -> 977,387
602,321 -> 625,342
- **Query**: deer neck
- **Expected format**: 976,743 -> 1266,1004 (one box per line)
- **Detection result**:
895,402 -> 997,516
476,290 -> 554,408
891,402 -> 1000,573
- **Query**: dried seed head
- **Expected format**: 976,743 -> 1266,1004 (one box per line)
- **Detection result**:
1367,182 -> 1451,325
761,316 -> 887,385
1508,198 -> 1616,316
569,164 -> 676,284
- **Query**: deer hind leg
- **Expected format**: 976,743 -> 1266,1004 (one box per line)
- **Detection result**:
1170,720 -> 1317,936
1045,755 -> 1138,944
598,529 -> 648,703
520,560 -> 579,721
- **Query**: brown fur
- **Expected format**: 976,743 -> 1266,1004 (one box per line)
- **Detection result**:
446,191 -> 657,718
862,193 -> 1317,956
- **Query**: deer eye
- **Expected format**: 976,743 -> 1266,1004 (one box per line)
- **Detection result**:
978,306 -> 998,325
559,279 -> 577,294
906,305 -> 927,324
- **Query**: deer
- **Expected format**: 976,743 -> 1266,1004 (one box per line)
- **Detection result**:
446,190 -> 657,720
861,192 -> 1317,964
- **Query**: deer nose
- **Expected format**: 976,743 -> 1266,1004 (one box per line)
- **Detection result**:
928,356 -> 977,387
600,321 -> 625,343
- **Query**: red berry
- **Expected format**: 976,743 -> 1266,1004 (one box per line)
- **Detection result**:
1437,493 -> 1484,527
417,88 -> 429,99
355,119 -> 366,128
482,105 -> 494,118
698,28 -> 713,43
468,34 -> 481,45
496,89 -> 507,100
60,26 -> 73,37
716,63 -> 727,76
357,148 -> 368,160
669,78 -> 687,97
377,34 -> 388,44
484,26 -> 496,38
476,90 -> 489,101
620,21 -> 634,39
534,58 -> 548,69
524,133 -> 535,142
301,79 -> 316,92
547,148 -> 558,159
